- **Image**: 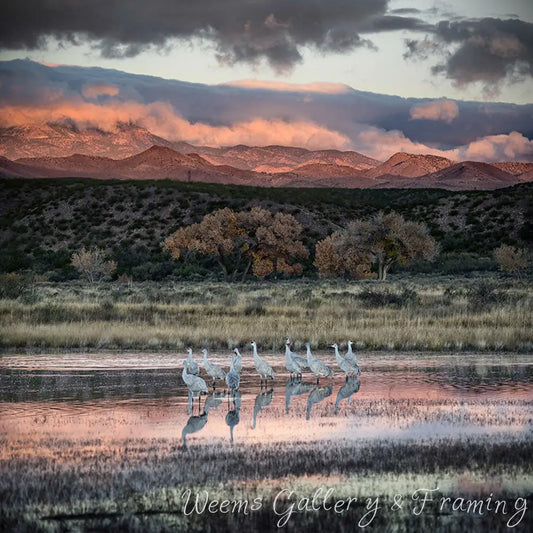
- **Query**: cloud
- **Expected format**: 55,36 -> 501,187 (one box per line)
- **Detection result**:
409,98 -> 459,123
405,18 -> 533,94
1,60 -> 532,162
220,79 -> 352,94
459,130 -> 533,161
81,83 -> 119,99
353,126 -> 533,162
0,99 -> 351,150
0,0 -> 429,71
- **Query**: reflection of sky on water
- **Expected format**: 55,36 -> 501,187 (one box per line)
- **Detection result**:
0,353 -> 532,451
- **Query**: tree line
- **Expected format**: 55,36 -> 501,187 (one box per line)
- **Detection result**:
69,206 -> 529,283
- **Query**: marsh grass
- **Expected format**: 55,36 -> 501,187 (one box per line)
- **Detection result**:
0,276 -> 531,351
1,436 -> 532,532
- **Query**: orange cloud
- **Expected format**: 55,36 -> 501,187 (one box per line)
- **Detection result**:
81,83 -> 120,98
0,99 -> 351,150
409,98 -> 459,123
220,79 -> 352,94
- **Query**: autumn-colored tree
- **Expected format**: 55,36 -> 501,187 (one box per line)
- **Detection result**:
493,244 -> 527,276
315,211 -> 438,281
71,247 -> 117,283
163,207 -> 308,281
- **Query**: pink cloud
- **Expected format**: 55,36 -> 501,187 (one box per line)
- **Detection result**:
0,99 -> 351,150
220,79 -> 352,94
458,131 -> 533,162
409,98 -> 459,123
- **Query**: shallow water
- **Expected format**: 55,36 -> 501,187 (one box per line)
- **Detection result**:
1,352 -> 532,532
1,352 -> 532,447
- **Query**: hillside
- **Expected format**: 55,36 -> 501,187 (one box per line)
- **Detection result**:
0,177 -> 530,279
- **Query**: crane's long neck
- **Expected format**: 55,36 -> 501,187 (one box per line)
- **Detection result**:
285,344 -> 292,362
252,344 -> 259,361
333,345 -> 341,361
230,354 -> 236,372
182,365 -> 188,380
188,350 -> 193,364
306,345 -> 314,362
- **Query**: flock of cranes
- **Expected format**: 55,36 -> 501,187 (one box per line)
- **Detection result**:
182,339 -> 361,402
180,339 -> 362,445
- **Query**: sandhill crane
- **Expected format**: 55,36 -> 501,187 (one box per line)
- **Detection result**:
186,348 -> 200,376
251,388 -> 274,429
251,341 -> 275,386
306,385 -> 333,420
345,340 -> 358,365
225,353 -> 240,394
331,343 -> 360,378
202,348 -> 226,388
285,339 -> 304,380
285,379 -> 314,413
286,339 -> 308,370
305,342 -> 333,384
334,376 -> 361,414
232,348 -> 243,374
182,359 -> 208,411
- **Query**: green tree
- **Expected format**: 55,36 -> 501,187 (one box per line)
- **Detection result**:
163,207 -> 308,281
315,211 -> 438,281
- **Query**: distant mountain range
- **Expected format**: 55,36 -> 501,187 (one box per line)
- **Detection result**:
1,123 -> 532,190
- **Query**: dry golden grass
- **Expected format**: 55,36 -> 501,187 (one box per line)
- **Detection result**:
0,276 -> 531,351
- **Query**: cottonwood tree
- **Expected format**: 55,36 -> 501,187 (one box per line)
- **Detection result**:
163,207 -> 308,281
315,211 -> 438,281
493,244 -> 527,276
71,247 -> 117,283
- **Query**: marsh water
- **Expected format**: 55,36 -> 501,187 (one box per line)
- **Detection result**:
1,351 -> 532,531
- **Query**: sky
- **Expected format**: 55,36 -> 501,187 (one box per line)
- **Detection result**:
0,0 -> 532,160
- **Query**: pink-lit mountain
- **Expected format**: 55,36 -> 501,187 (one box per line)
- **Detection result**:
1,123 -> 532,190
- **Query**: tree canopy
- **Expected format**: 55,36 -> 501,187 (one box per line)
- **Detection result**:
315,211 -> 438,281
163,207 -> 309,281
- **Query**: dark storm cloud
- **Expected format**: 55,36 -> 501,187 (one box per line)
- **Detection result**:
405,18 -> 533,92
0,0 -> 430,70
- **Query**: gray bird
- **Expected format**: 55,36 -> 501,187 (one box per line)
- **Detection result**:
186,348 -> 200,376
332,343 -> 360,377
225,353 -> 240,393
305,342 -> 333,384
202,348 -> 226,388
251,341 -> 275,386
232,348 -> 243,374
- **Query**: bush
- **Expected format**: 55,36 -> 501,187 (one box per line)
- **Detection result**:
467,282 -> 506,311
0,273 -> 30,299
357,286 -> 419,308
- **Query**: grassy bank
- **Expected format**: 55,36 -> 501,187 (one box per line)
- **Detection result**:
1,275 -> 531,352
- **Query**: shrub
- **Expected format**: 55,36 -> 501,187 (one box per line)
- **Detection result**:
357,286 -> 419,308
0,273 -> 30,299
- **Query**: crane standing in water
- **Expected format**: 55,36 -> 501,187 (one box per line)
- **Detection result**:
202,348 -> 226,388
305,342 -> 333,384
226,352 -> 240,395
182,359 -> 208,411
186,348 -> 200,376
251,341 -> 275,386
331,343 -> 360,378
